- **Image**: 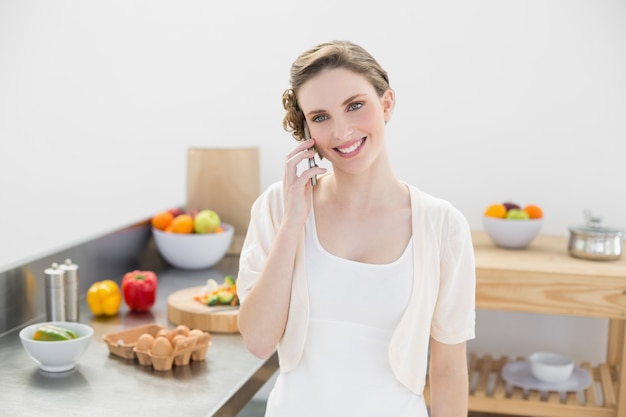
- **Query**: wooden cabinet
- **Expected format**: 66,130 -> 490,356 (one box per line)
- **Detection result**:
426,232 -> 626,417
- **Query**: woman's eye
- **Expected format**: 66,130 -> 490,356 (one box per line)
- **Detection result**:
312,114 -> 328,123
348,102 -> 363,111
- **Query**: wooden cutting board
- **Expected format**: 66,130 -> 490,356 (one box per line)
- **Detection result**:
167,286 -> 239,333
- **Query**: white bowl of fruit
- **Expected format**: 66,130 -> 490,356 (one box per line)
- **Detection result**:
151,208 -> 234,270
483,202 -> 543,249
19,322 -> 94,372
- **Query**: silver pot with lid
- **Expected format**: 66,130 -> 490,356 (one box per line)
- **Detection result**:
568,211 -> 623,261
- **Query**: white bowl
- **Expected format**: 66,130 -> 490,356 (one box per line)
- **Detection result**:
19,321 -> 94,372
152,223 -> 234,270
529,352 -> 574,383
483,216 -> 543,249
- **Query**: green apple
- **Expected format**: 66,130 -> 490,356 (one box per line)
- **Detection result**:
194,209 -> 221,233
506,209 -> 530,220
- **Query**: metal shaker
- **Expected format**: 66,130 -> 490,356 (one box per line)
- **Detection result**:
44,263 -> 66,321
59,258 -> 79,321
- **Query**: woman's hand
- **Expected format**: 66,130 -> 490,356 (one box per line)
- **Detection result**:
282,138 -> 325,229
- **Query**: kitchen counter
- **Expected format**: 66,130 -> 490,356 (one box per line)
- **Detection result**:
0,255 -> 278,417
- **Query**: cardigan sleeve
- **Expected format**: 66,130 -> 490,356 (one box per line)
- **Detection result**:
235,181 -> 309,372
430,205 -> 476,344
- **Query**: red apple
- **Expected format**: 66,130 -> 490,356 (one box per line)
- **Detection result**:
503,201 -> 521,211
167,208 -> 184,217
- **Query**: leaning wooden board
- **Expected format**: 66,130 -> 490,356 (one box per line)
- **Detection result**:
167,286 -> 239,333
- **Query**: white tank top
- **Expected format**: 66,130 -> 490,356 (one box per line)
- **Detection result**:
264,207 -> 428,417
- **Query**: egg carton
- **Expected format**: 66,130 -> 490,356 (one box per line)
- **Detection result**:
103,323 -> 211,371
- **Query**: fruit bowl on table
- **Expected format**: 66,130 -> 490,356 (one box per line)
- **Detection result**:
482,202 -> 543,249
19,321 -> 94,372
483,216 -> 543,249
152,223 -> 234,270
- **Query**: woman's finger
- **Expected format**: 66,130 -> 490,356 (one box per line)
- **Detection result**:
285,138 -> 315,159
284,140 -> 316,183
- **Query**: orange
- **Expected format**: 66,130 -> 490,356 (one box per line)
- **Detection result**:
170,214 -> 194,234
484,203 -> 507,218
151,211 -> 174,231
524,204 -> 543,219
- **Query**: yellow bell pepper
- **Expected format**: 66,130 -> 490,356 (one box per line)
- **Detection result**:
87,280 -> 122,316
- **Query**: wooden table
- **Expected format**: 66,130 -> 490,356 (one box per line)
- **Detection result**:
427,231 -> 626,417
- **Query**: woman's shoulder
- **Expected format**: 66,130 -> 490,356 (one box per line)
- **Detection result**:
404,183 -> 468,223
405,183 -> 453,210
405,184 -> 472,250
264,180 -> 283,197
250,181 -> 284,218
254,181 -> 282,204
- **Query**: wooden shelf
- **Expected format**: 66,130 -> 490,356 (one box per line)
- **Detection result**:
430,232 -> 626,416
425,354 -> 619,417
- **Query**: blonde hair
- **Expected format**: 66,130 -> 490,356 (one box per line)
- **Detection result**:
282,40 -> 391,141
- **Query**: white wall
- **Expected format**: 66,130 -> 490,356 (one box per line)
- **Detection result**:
1,1 -> 625,363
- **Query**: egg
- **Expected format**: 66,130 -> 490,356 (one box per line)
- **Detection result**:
188,329 -> 204,339
188,329 -> 209,345
187,329 -> 203,337
166,329 -> 181,344
174,324 -> 190,337
151,337 -> 173,356
155,328 -> 169,339
136,333 -> 155,352
172,334 -> 187,348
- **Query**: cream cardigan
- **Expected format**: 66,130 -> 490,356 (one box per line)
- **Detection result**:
237,181 -> 476,395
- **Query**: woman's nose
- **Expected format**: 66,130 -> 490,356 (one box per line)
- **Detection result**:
332,118 -> 354,141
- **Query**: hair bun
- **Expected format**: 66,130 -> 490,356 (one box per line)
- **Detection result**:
282,88 -> 298,111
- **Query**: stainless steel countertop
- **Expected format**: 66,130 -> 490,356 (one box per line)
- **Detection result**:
0,255 -> 278,417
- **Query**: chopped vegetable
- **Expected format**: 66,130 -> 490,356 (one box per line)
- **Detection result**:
33,324 -> 78,341
206,294 -> 219,306
194,275 -> 239,307
218,291 -> 235,305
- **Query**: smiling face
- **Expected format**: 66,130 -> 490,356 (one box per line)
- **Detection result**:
297,67 -> 394,176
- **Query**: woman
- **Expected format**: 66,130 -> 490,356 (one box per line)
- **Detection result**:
237,40 -> 476,417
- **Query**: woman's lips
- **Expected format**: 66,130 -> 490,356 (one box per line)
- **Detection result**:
335,138 -> 365,157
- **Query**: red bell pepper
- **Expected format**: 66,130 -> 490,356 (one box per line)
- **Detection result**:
122,270 -> 158,312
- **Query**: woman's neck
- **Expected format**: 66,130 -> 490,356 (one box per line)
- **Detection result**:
319,152 -> 407,213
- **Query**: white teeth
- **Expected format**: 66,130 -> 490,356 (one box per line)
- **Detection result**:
337,139 -> 363,154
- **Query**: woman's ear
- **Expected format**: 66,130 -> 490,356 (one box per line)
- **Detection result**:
382,89 -> 395,123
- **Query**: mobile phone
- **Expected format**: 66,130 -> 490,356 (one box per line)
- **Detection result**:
303,122 -> 317,186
